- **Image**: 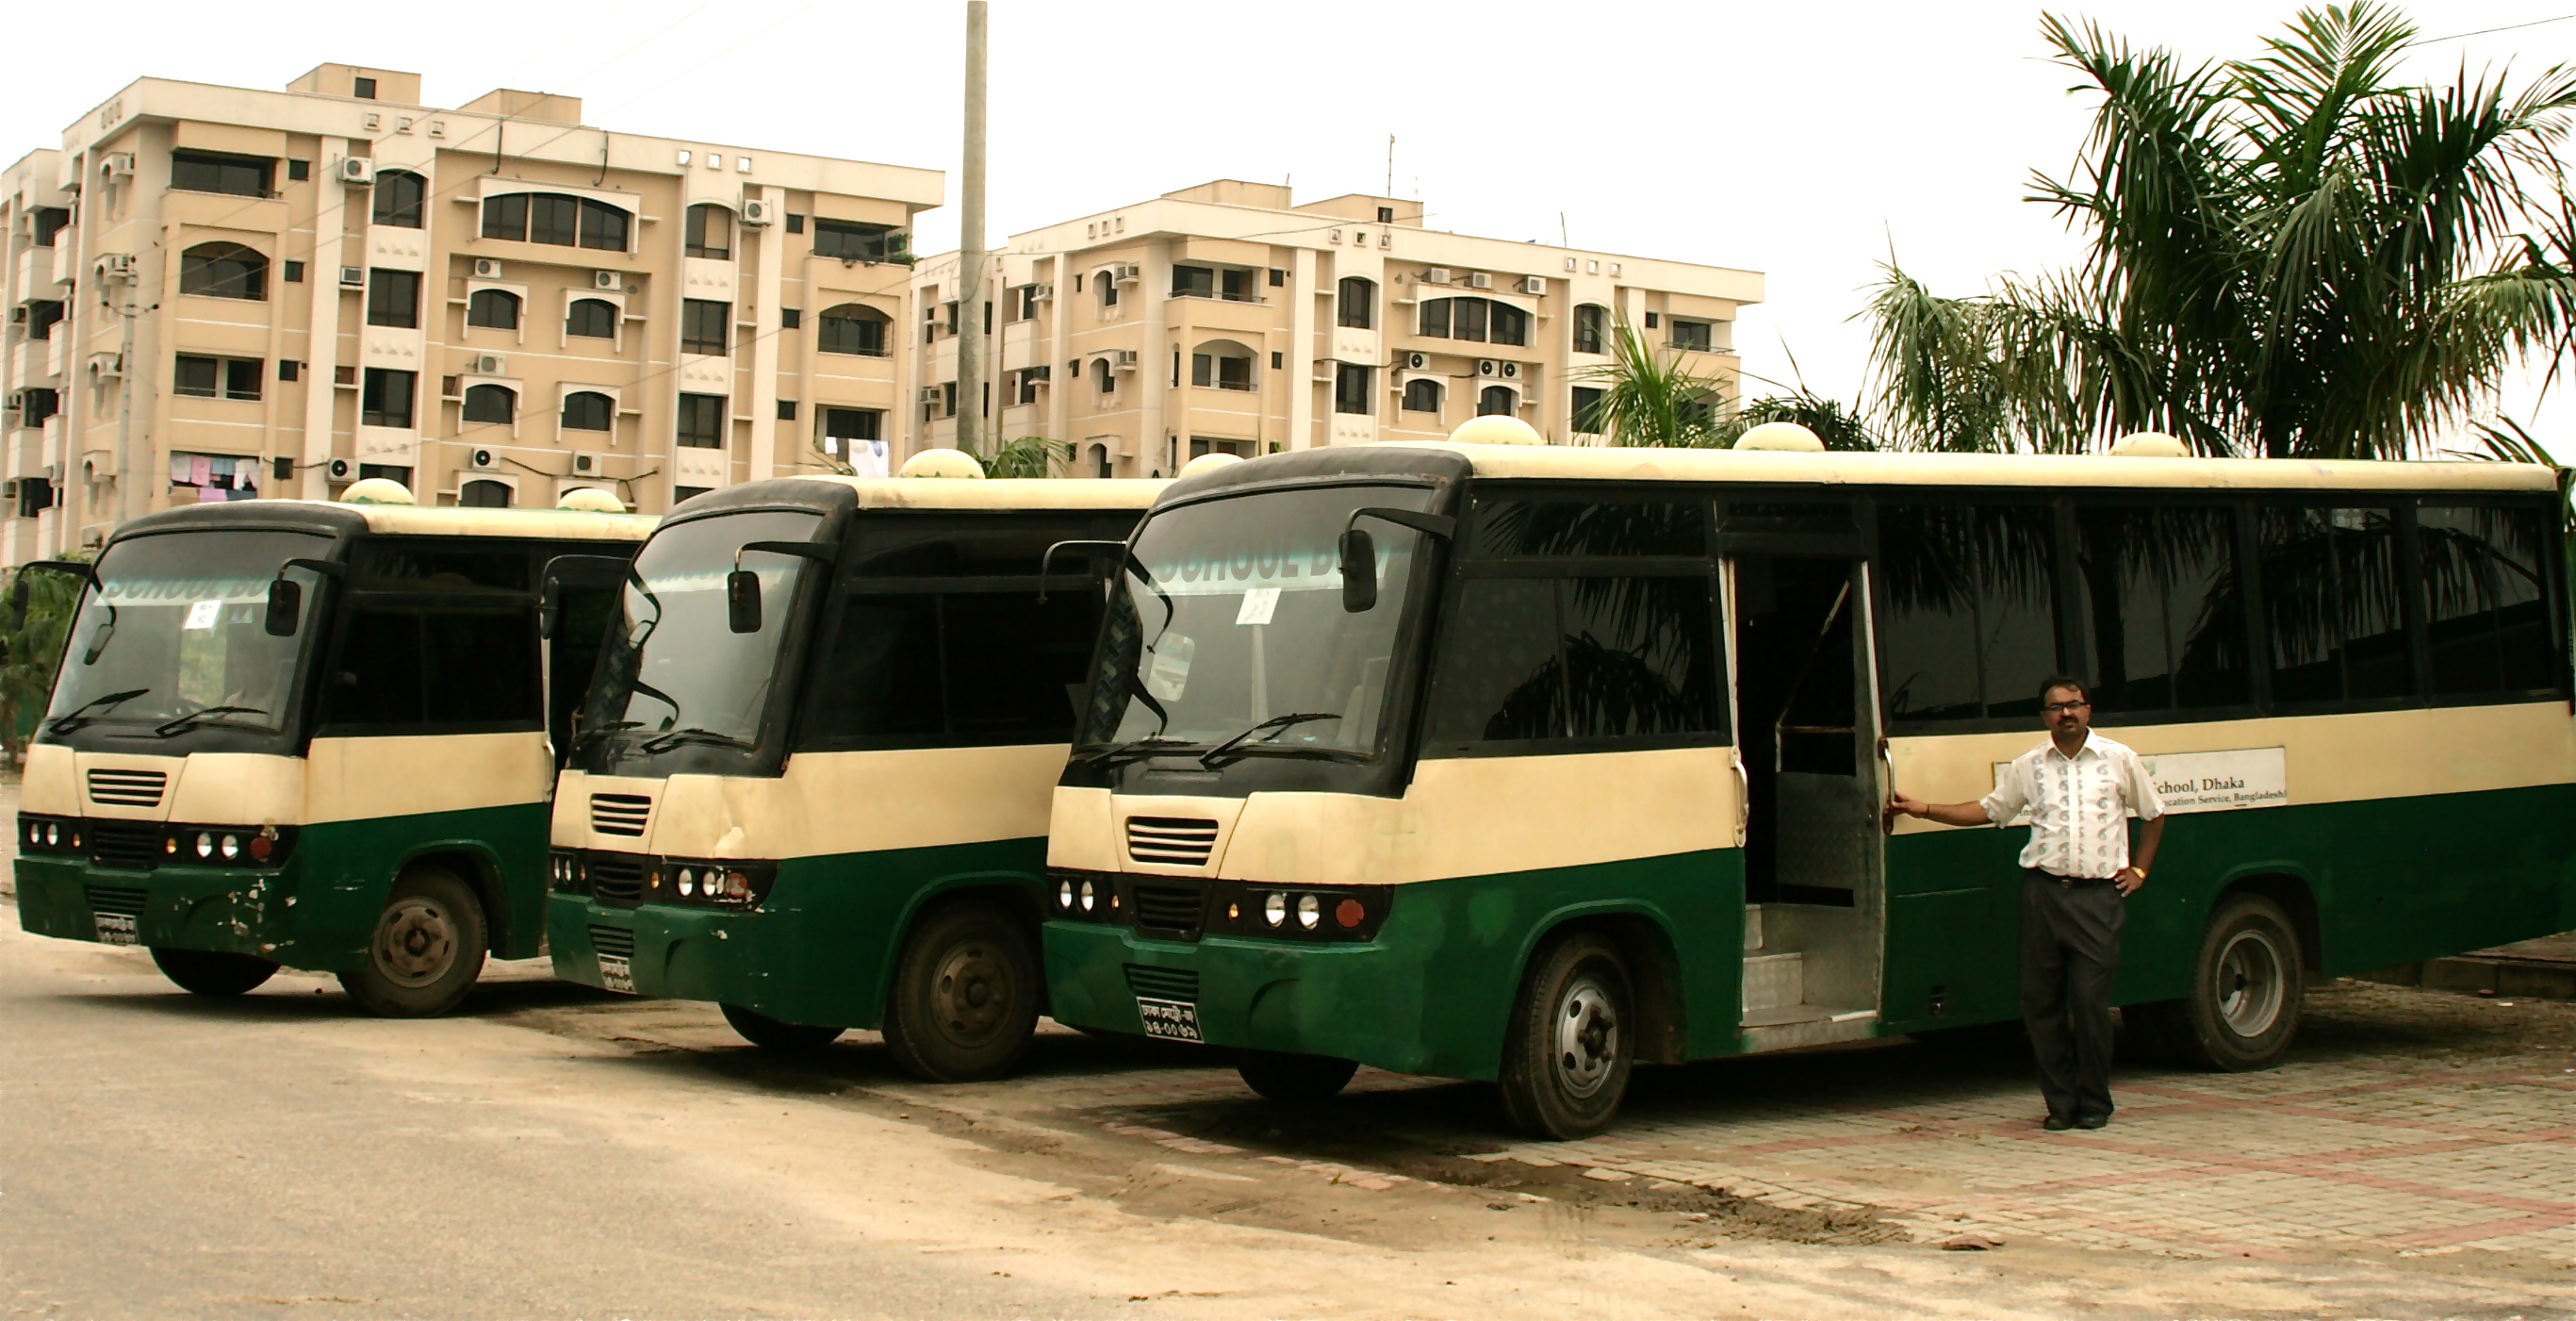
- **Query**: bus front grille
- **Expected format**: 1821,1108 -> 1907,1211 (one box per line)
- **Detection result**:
588,925 -> 636,960
84,884 -> 148,917
588,855 -> 647,906
1126,817 -> 1219,867
87,821 -> 161,870
86,769 -> 167,808
1123,964 -> 1200,999
590,794 -> 652,837
1131,883 -> 1206,938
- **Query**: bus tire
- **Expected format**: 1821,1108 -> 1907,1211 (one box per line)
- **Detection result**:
882,900 -> 1039,1082
1236,1050 -> 1358,1103
1497,932 -> 1633,1140
721,1003 -> 845,1051
336,867 -> 489,1018
150,947 -> 279,997
2164,893 -> 2305,1071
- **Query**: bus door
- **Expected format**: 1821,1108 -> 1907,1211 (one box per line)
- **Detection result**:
1716,499 -> 1885,1046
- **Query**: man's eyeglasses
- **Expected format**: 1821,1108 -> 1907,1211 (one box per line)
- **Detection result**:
2043,701 -> 2092,715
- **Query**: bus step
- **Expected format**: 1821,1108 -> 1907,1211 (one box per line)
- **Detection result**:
1740,1003 -> 1877,1031
1743,951 -> 1803,1011
1744,905 -> 1764,952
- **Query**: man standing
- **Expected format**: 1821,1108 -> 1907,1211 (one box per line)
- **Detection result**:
1888,677 -> 2166,1131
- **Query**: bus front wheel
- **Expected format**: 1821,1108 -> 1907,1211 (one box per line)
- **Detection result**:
337,867 -> 488,1017
721,1003 -> 845,1051
2146,892 -> 2305,1071
1497,933 -> 1634,1140
1236,1050 -> 1357,1103
882,900 -> 1039,1082
150,947 -> 279,997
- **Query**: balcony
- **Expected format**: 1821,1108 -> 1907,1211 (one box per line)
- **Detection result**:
1168,289 -> 1268,305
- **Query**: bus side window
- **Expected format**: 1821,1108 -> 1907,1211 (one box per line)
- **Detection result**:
2257,504 -> 2410,705
1425,575 -> 1719,750
2069,503 -> 2250,716
2419,504 -> 2558,699
424,609 -> 541,726
1876,501 -> 2065,722
321,608 -> 427,727
1426,579 -> 1564,745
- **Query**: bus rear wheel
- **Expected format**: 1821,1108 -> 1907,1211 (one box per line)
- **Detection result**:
150,947 -> 278,997
2150,892 -> 2305,1071
1497,933 -> 1633,1140
1237,1050 -> 1358,1103
337,867 -> 488,1018
882,900 -> 1039,1082
721,1003 -> 845,1051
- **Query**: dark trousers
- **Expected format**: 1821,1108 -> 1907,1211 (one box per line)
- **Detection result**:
2020,868 -> 2124,1120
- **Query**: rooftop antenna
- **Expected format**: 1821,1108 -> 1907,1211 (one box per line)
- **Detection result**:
1386,134 -> 1395,196
1560,212 -> 1568,247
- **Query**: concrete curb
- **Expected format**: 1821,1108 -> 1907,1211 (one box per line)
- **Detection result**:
2356,955 -> 2576,999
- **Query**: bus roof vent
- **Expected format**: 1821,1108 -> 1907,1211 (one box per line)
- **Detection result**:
338,477 -> 417,505
2109,431 -> 2190,457
1732,421 -> 1825,452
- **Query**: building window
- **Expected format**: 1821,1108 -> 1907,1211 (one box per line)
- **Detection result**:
1417,297 -> 1527,347
819,406 -> 879,457
1094,271 -> 1118,308
174,355 -> 263,401
816,303 -> 890,356
1269,268 -> 1287,287
481,192 -> 632,252
561,390 -> 614,431
179,242 -> 267,300
1571,386 -> 1607,434
31,207 -> 70,246
673,485 -> 713,503
941,382 -> 958,417
367,269 -> 422,328
684,204 -> 732,259
461,384 -> 516,424
676,393 -> 726,448
1172,265 -> 1215,298
277,360 -> 300,382
19,388 -> 57,428
1645,311 -> 1660,330
1573,304 -> 1608,355
1479,385 -> 1517,416
1190,340 -> 1255,391
1377,206 -> 1394,223
784,213 -> 805,234
371,171 -> 426,228
361,369 -> 417,428
1092,357 -> 1115,393
681,299 -> 730,355
1669,319 -> 1714,352
1337,276 -> 1375,329
812,219 -> 897,261
25,301 -> 63,340
467,289 -> 521,330
283,260 -> 305,283
1334,363 -> 1371,415
460,479 -> 513,508
287,158 -> 311,182
780,307 -> 801,330
166,451 -> 261,503
353,75 -> 378,99
1014,285 -> 1040,320
1016,367 -> 1044,405
1403,378 -> 1442,413
171,151 -> 271,198
566,298 -> 618,339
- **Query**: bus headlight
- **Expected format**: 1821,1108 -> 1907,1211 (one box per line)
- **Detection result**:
1058,879 -> 1075,912
1264,892 -> 1287,927
220,834 -> 241,861
1079,879 -> 1097,913
194,833 -> 214,859
676,868 -> 696,897
1296,894 -> 1321,930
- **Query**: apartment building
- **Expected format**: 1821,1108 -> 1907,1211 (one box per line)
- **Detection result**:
0,62 -> 940,563
910,180 -> 1763,475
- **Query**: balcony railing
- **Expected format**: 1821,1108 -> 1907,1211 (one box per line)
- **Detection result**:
1168,289 -> 1268,305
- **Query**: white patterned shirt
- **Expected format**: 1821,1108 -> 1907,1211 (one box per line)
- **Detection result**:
1979,733 -> 2166,879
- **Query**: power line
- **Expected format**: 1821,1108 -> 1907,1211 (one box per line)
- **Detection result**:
2406,13 -> 2576,44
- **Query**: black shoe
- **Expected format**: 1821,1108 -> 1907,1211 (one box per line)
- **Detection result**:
2042,1115 -> 2075,1131
2074,1114 -> 2109,1130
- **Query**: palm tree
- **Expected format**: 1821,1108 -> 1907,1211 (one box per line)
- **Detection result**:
979,436 -> 1071,478
1575,317 -> 1731,447
1869,3 -> 2576,458
0,566 -> 80,762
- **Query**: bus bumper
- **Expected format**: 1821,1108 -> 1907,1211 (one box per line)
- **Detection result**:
545,893 -> 849,1025
11,854 -> 336,967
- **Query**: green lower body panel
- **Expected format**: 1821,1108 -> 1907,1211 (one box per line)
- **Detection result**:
1043,850 -> 1743,1082
11,803 -> 550,972
546,836 -> 1049,1030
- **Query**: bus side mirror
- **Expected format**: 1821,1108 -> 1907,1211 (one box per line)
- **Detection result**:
1339,528 -> 1377,613
263,578 -> 303,636
727,570 -> 762,634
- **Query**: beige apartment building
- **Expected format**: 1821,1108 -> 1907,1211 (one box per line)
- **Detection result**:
0,62 -> 940,563
910,180 -> 1763,475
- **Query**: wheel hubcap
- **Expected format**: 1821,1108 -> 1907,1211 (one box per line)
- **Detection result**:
932,942 -> 1011,1044
374,897 -> 455,989
1551,974 -> 1620,1099
2214,929 -> 2286,1038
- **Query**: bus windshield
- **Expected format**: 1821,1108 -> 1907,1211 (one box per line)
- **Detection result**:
1081,484 -> 1436,761
42,529 -> 335,746
576,508 -> 824,773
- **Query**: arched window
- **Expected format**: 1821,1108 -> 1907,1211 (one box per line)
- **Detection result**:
1094,271 -> 1118,308
482,192 -> 632,252
460,479 -> 513,508
1189,339 -> 1255,391
178,242 -> 266,300
467,289 -> 521,330
1573,304 -> 1609,355
816,303 -> 890,356
1092,357 -> 1115,393
1337,276 -> 1375,330
1418,297 -> 1530,348
1479,385 -> 1517,416
566,298 -> 618,339
561,391 -> 614,431
1403,378 -> 1442,413
684,204 -> 732,259
371,170 -> 426,228
462,384 -> 517,424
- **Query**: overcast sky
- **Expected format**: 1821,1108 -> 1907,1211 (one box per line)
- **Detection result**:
11,0 -> 2573,456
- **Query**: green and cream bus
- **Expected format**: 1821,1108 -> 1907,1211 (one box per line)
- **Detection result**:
1042,437 -> 2573,1136
545,471 -> 1164,1081
13,490 -> 653,1015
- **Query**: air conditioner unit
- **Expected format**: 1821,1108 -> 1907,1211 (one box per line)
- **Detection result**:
4,390 -> 23,412
1112,349 -> 1139,371
592,272 -> 622,291
327,457 -> 353,481
3,481 -> 17,501
1032,283 -> 1054,300
468,354 -> 506,376
1501,361 -> 1521,380
100,153 -> 135,179
1519,276 -> 1546,296
471,259 -> 503,280
1406,353 -> 1428,371
94,253 -> 134,280
570,451 -> 602,476
1025,364 -> 1051,381
467,446 -> 500,471
738,198 -> 774,226
1111,264 -> 1140,284
1423,268 -> 1452,285
1466,272 -> 1494,290
336,157 -> 374,185
339,266 -> 366,288
89,351 -> 123,379
1476,359 -> 1500,377
916,387 -> 943,404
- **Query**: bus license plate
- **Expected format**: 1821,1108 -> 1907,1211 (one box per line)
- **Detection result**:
92,913 -> 138,946
1136,997 -> 1202,1042
597,952 -> 633,995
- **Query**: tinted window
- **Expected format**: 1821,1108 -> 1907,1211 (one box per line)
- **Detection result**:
1426,576 -> 1720,748
1426,579 -> 1561,742
172,151 -> 271,197
682,299 -> 729,355
321,608 -> 425,726
567,299 -> 618,339
2072,504 -> 2251,715
1877,501 -> 2064,722
425,610 -> 542,723
371,171 -> 425,228
361,369 -> 415,428
1470,498 -> 1704,557
367,269 -> 420,328
530,194 -> 579,247
468,289 -> 520,329
481,193 -> 527,240
2420,504 -> 2558,698
2257,505 -> 2411,704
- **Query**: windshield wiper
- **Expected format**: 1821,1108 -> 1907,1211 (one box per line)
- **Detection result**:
639,726 -> 758,754
48,688 -> 149,735
151,704 -> 268,737
1074,735 -> 1198,768
1200,712 -> 1342,768
569,719 -> 646,751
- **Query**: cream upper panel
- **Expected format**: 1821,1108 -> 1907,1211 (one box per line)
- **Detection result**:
1403,442 -> 2557,493
1056,745 -> 1743,887
166,754 -> 306,825
25,749 -> 305,824
554,744 -> 1071,859
304,733 -> 554,825
1886,702 -> 2576,836
21,744 -> 77,816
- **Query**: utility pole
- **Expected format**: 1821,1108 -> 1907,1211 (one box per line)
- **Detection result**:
114,289 -> 139,526
955,0 -> 990,459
